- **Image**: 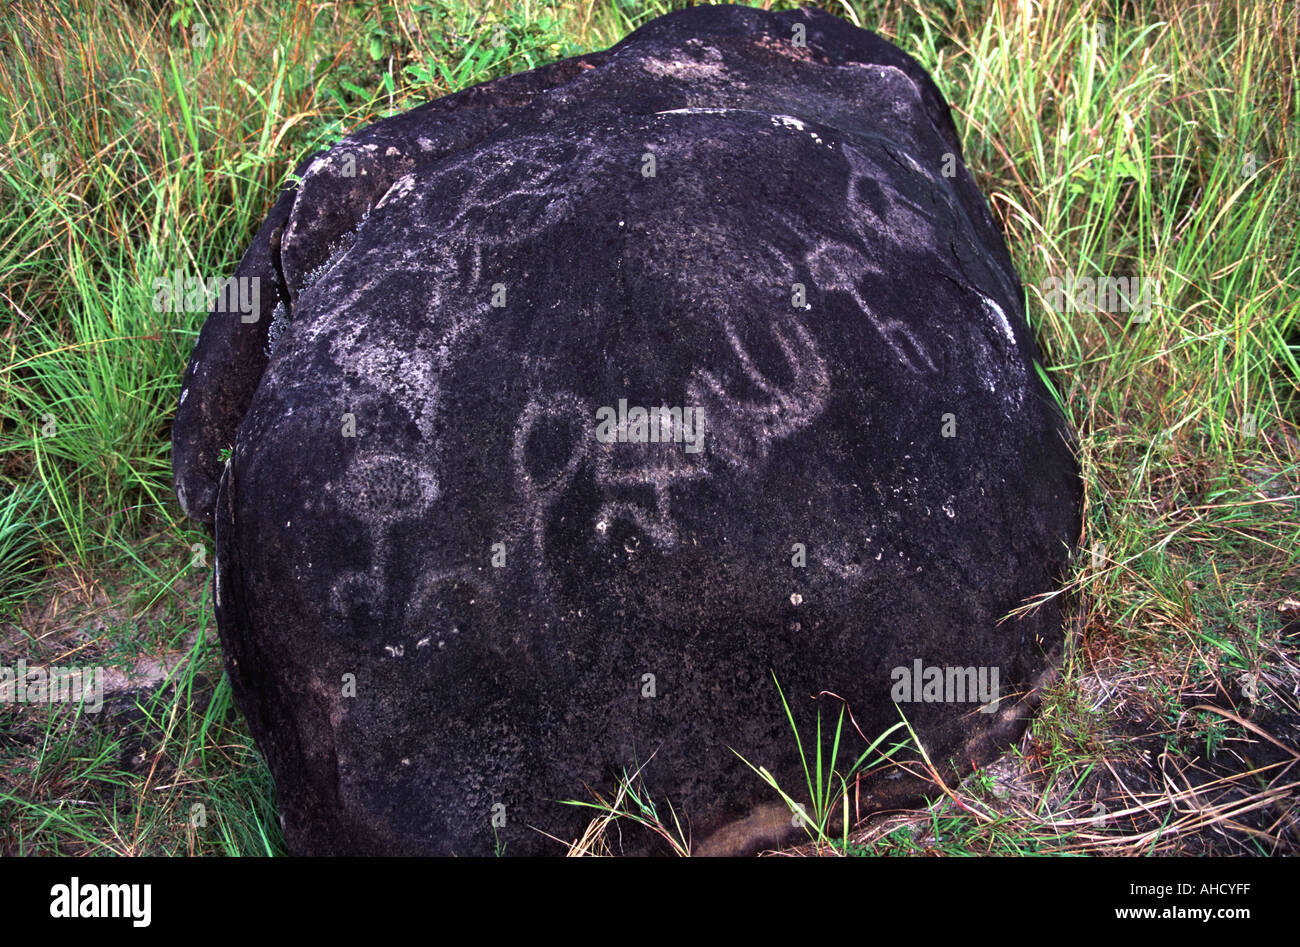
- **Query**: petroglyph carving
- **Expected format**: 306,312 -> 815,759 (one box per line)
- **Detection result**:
512,390 -> 592,561
687,318 -> 830,468
326,450 -> 441,632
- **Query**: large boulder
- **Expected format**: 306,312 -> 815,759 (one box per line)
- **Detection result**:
173,4 -> 1081,855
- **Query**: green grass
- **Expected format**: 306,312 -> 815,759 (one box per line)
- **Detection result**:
1,0 -> 1296,855
560,750 -> 694,856
731,674 -> 909,852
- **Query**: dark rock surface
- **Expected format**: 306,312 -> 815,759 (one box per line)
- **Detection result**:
173,4 -> 1082,855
